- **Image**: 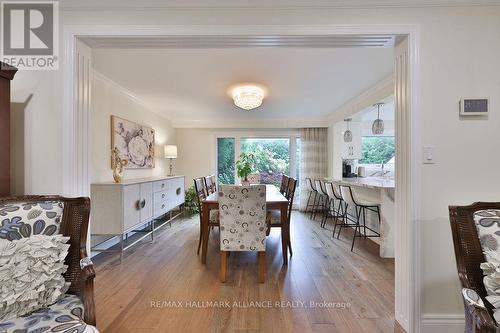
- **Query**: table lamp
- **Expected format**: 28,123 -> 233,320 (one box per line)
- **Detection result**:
164,145 -> 177,176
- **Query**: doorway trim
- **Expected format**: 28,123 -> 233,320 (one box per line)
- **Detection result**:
62,23 -> 421,332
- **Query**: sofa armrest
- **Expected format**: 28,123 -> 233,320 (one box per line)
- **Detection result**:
462,288 -> 498,333
79,257 -> 96,326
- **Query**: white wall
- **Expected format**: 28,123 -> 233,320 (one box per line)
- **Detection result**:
90,71 -> 175,183
9,5 -> 500,330
175,128 -> 216,188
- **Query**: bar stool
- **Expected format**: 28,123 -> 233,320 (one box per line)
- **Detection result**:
304,178 -> 318,219
314,180 -> 328,221
338,185 -> 381,252
323,182 -> 346,235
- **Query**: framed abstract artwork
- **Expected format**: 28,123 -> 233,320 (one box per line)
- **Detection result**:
111,115 -> 155,169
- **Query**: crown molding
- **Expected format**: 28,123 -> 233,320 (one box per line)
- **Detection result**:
91,69 -> 173,124
59,0 -> 500,11
171,117 -> 329,129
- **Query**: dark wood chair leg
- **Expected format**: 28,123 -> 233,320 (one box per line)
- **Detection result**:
258,251 -> 266,283
197,219 -> 203,255
220,251 -> 227,283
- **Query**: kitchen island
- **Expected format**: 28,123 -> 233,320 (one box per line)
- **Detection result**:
326,177 -> 395,258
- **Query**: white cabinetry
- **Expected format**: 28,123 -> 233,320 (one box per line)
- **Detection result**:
341,122 -> 362,160
91,176 -> 185,258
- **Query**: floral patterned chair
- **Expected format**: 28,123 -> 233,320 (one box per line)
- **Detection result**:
0,196 -> 97,333
219,185 -> 267,283
449,202 -> 500,333
246,173 -> 261,185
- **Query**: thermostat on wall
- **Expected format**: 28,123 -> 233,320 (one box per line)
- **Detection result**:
460,98 -> 489,116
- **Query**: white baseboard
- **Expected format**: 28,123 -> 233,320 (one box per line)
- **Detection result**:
421,314 -> 465,333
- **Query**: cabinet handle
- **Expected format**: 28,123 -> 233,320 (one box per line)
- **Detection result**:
176,187 -> 181,195
137,199 -> 146,210
162,194 -> 165,198
161,183 -> 165,188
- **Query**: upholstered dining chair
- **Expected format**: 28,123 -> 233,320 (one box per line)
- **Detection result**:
194,177 -> 219,255
267,177 -> 297,256
219,185 -> 267,283
247,173 -> 261,184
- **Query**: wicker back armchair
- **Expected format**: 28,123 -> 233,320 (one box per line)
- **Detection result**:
0,195 -> 96,326
449,202 -> 500,333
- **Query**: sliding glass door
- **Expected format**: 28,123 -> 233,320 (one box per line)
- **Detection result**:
216,133 -> 301,207
240,138 -> 290,187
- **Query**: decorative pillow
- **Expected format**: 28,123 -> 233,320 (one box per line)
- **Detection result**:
474,209 -> 500,323
0,234 -> 71,322
0,201 -> 64,241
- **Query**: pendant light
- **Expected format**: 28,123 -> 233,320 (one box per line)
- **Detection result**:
372,102 -> 385,135
343,118 -> 353,143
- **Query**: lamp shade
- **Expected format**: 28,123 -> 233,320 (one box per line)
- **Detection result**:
164,145 -> 178,159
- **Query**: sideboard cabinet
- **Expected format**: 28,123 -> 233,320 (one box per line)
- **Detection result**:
91,175 -> 185,258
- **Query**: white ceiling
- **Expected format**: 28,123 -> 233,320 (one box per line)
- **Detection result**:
352,96 -> 395,122
92,47 -> 394,126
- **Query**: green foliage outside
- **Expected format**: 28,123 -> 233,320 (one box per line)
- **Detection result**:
217,138 -> 291,187
217,138 -> 235,184
241,138 -> 290,186
359,136 -> 396,164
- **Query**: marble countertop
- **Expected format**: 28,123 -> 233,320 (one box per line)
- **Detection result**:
326,177 -> 395,189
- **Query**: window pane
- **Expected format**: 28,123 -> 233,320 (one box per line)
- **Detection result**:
240,138 -> 290,187
217,138 -> 235,184
359,136 -> 395,165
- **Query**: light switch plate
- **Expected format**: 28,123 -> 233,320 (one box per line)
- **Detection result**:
423,146 -> 436,164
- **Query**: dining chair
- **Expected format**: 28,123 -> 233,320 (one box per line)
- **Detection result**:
219,185 -> 267,283
267,177 -> 297,256
210,174 -> 217,192
204,174 -> 216,195
247,173 -> 261,184
339,185 -> 381,251
279,174 -> 290,195
194,177 -> 219,255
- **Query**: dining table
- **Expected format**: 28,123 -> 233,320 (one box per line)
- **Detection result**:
201,184 -> 291,265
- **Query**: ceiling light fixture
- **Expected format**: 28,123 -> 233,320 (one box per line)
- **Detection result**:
372,102 -> 385,135
344,118 -> 353,143
232,85 -> 264,110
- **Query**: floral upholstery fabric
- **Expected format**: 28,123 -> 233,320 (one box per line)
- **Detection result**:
474,209 -> 500,323
0,235 -> 71,322
219,185 -> 266,252
0,294 -> 98,333
0,201 -> 64,241
246,174 -> 261,185
209,210 -> 219,224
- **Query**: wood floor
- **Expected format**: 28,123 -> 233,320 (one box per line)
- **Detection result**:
93,212 -> 401,333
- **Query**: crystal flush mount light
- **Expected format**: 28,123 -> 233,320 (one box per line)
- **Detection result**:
372,102 -> 385,135
344,118 -> 353,143
232,85 -> 265,110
